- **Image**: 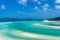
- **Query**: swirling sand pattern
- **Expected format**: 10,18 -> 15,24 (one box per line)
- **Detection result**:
0,21 -> 60,40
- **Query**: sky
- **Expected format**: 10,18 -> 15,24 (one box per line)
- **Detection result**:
0,0 -> 60,19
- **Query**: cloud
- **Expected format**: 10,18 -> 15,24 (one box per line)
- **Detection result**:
34,6 -> 38,10
43,7 -> 48,12
17,11 -> 20,14
1,4 -> 5,10
55,5 -> 60,9
43,4 -> 49,8
42,4 -> 49,12
55,0 -> 60,4
17,0 -> 27,5
37,1 -> 41,5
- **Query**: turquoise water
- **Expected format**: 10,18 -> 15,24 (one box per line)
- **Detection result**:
0,21 -> 60,40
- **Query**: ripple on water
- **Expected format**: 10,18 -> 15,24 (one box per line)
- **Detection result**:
0,21 -> 60,40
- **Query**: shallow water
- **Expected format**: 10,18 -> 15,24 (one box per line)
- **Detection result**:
0,21 -> 60,40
